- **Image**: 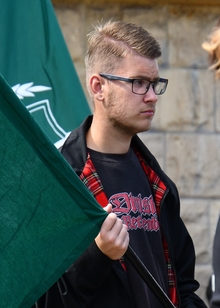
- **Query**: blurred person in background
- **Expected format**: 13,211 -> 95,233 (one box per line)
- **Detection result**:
202,23 -> 220,308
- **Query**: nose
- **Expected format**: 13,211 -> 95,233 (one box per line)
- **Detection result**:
143,84 -> 158,103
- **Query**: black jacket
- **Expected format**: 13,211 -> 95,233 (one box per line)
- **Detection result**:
33,116 -> 207,308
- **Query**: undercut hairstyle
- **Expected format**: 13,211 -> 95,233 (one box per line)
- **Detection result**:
85,20 -> 161,96
202,25 -> 220,80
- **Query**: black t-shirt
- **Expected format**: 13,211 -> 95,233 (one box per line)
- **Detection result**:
88,147 -> 169,308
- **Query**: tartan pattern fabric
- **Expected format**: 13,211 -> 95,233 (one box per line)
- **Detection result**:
80,150 -> 179,307
135,149 -> 179,308
79,153 -> 108,207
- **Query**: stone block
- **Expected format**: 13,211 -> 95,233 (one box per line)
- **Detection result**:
84,7 -> 121,35
152,68 -> 214,132
55,8 -> 84,62
166,134 -> 220,198
215,81 -> 220,132
138,132 -> 165,169
52,0 -> 220,5
168,7 -> 220,67
180,199 -> 210,263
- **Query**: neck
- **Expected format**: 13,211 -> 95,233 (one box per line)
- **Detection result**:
86,115 -> 132,154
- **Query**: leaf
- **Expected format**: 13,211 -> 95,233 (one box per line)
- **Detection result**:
12,82 -> 52,99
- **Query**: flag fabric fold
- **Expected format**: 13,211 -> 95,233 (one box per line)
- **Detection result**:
0,74 -> 107,308
0,0 -> 90,147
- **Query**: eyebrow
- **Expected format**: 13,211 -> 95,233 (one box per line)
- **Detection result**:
129,75 -> 160,81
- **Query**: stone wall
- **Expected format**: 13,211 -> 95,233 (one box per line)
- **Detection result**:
53,2 -> 220,305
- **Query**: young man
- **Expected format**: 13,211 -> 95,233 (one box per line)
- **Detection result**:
34,20 -> 207,308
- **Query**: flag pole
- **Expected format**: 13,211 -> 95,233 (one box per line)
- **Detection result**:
125,245 -> 176,308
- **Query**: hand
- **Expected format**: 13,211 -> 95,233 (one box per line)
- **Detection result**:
95,204 -> 129,260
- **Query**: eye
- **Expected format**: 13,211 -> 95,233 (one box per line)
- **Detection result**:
153,80 -> 160,86
133,79 -> 146,87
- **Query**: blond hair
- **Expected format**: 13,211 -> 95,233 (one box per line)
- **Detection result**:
85,20 -> 161,97
202,25 -> 220,79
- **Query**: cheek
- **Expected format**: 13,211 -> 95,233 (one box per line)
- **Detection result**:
108,103 -> 127,119
107,90 -> 124,115
107,87 -> 137,120
109,100 -> 129,120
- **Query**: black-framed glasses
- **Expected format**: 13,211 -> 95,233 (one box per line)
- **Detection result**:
99,73 -> 168,95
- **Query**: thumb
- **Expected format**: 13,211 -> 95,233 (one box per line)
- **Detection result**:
103,203 -> 112,214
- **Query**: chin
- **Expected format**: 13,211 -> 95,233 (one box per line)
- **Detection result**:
133,126 -> 151,136
138,122 -> 152,133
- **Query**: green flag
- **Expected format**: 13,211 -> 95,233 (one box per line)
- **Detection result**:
0,0 -> 90,147
0,73 -> 107,307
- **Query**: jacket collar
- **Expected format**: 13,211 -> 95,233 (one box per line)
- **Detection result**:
60,115 -> 172,190
60,115 -> 93,175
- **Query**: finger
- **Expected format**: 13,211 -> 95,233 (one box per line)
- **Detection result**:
101,216 -> 127,244
110,216 -> 126,235
101,213 -> 118,233
113,222 -> 128,245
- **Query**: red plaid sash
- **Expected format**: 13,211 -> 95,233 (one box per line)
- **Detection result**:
80,151 -> 179,307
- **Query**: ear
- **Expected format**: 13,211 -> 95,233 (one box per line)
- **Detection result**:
89,75 -> 104,101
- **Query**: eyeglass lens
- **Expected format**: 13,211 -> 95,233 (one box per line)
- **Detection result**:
132,79 -> 166,95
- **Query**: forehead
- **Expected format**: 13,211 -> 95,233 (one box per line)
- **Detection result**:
117,53 -> 159,78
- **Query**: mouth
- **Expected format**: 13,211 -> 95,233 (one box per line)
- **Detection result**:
141,109 -> 155,117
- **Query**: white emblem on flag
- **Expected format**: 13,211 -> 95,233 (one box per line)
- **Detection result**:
12,82 -> 51,99
12,82 -> 70,147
